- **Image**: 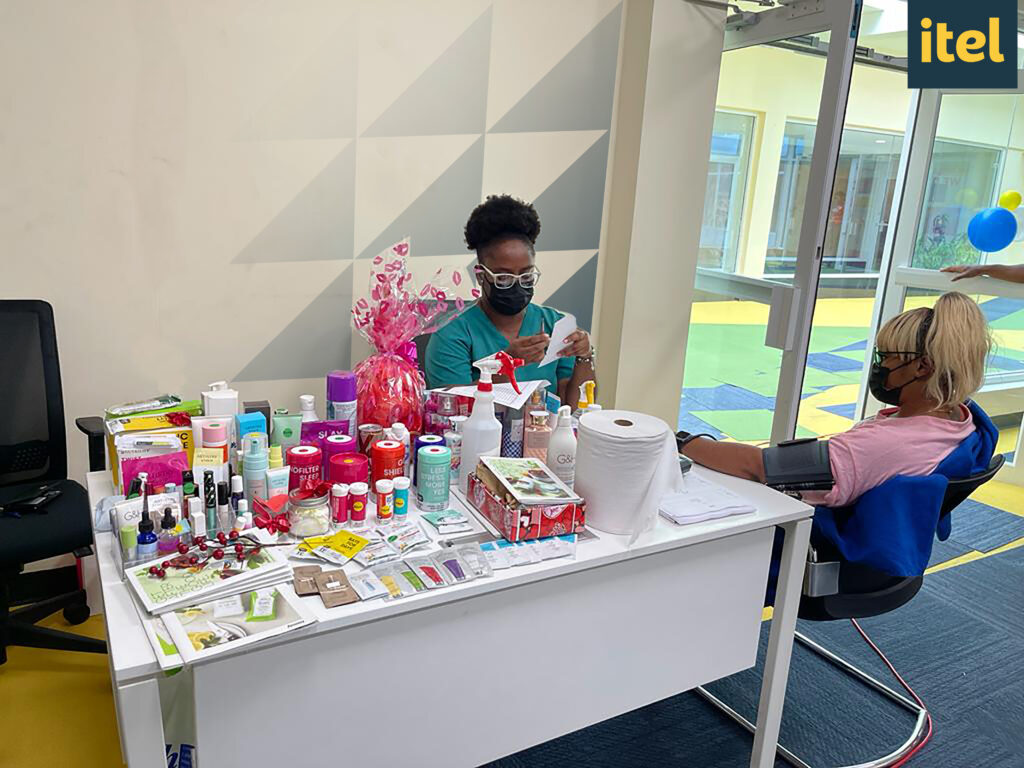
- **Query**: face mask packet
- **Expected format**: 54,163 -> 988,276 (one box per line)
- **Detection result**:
393,562 -> 429,593
352,539 -> 401,568
454,543 -> 493,578
371,564 -> 417,600
432,550 -> 475,584
495,539 -> 534,567
374,521 -> 429,555
547,534 -> 578,560
292,565 -> 323,597
348,570 -> 388,601
404,556 -> 453,589
478,540 -> 511,570
520,540 -> 546,563
315,571 -> 360,609
247,588 -> 278,621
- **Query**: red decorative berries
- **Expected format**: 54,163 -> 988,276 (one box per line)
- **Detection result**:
228,530 -> 239,540
213,548 -> 224,560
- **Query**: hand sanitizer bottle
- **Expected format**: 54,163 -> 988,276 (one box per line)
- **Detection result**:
299,394 -> 319,423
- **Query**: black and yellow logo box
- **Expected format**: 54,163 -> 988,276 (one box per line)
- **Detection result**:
907,0 -> 1017,88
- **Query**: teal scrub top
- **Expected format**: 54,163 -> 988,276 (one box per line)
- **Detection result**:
424,303 -> 575,389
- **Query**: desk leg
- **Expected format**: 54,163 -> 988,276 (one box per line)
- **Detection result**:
749,518 -> 811,768
115,678 -> 166,768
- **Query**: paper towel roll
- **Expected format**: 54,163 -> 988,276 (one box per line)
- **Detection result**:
575,410 -> 684,538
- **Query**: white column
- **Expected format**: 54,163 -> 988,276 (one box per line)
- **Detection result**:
593,0 -> 726,424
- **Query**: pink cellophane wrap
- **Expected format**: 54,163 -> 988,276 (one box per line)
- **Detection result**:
351,239 -> 472,433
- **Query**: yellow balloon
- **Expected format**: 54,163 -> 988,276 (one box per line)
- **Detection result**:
999,189 -> 1022,210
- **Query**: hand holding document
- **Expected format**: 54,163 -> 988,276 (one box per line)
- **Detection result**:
539,313 -> 578,367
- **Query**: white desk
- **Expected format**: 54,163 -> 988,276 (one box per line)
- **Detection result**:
87,467 -> 812,768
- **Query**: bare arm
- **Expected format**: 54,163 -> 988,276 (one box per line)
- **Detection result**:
680,438 -> 766,483
942,264 -> 1024,283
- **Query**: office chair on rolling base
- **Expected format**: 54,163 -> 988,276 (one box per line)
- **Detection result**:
0,300 -> 106,665
695,454 -> 1005,768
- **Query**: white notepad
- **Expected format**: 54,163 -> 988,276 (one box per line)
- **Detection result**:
659,474 -> 757,525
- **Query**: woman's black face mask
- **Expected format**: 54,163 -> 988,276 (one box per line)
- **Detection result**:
484,280 -> 533,316
868,355 -> 922,406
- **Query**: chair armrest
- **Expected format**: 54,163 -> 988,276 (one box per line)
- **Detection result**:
75,416 -> 106,473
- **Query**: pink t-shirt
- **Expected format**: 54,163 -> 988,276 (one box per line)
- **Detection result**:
803,404 -> 975,509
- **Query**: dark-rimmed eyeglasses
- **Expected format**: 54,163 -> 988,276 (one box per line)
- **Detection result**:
872,348 -> 920,366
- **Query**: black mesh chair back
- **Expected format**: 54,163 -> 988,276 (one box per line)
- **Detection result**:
940,454 -> 1005,518
0,300 -> 67,487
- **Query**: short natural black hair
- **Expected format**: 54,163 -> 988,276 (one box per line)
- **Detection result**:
464,194 -> 541,254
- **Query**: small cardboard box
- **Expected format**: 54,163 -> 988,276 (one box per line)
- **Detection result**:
105,413 -> 196,490
467,472 -> 585,542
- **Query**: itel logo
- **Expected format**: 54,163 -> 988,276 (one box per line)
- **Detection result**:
907,0 -> 1016,88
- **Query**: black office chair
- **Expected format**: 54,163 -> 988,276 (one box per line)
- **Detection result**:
0,300 -> 107,665
696,454 -> 1006,767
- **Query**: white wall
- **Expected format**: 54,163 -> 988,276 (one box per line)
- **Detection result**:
1,0 -> 623,481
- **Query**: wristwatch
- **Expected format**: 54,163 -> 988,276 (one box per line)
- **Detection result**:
575,343 -> 597,366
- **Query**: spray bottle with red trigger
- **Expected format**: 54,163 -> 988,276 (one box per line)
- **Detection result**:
458,354 -> 524,492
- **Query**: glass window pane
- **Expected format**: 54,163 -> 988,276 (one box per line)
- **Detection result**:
699,111 -> 754,271
912,93 -> 1024,270
681,41 -> 826,444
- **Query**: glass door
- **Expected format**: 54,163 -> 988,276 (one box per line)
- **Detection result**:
680,0 -> 864,445
866,75 -> 1024,483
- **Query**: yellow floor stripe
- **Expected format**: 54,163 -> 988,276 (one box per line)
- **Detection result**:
925,550 -> 988,574
970,478 -> 1024,518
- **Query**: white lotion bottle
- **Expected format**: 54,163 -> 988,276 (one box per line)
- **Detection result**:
458,359 -> 504,493
299,394 -> 319,423
547,405 -> 577,489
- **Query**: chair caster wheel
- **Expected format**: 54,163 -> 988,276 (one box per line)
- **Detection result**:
63,603 -> 90,625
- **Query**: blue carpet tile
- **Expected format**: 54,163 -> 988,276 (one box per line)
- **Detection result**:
484,553 -> 1024,767
681,384 -> 776,411
806,352 -> 864,373
833,339 -> 868,353
676,410 -> 726,439
947,499 -> 1024,552
928,536 -> 975,567
820,403 -> 857,420
979,296 -> 1024,324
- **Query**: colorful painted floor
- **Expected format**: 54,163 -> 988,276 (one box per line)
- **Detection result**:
680,294 -> 1024,443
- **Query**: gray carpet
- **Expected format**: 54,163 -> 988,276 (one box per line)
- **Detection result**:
484,548 -> 1024,767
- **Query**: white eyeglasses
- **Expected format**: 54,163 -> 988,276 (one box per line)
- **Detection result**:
475,263 -> 542,289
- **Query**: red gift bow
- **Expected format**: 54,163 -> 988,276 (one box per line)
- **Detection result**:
252,495 -> 291,534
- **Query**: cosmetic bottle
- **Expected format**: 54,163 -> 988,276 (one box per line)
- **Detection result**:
546,406 -> 577,489
299,394 -> 319,423
136,513 -> 158,560
158,508 -> 179,553
189,497 -> 206,539
203,422 -> 229,463
268,444 -> 284,469
388,422 -> 411,475
217,481 -> 232,533
524,410 -> 553,460
326,371 -> 358,438
243,432 -> 270,505
503,406 -> 525,458
272,410 -> 301,458
203,470 -> 217,534
230,474 -> 244,512
445,415 -> 467,486
181,470 -> 197,500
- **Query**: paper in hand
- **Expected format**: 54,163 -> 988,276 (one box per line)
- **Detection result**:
539,313 -> 578,367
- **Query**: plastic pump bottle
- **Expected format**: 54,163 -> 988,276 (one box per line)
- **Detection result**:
299,394 -> 319,423
458,359 -> 505,493
547,405 -> 578,489
243,433 -> 269,505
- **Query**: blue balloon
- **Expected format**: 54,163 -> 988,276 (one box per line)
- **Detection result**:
968,206 -> 1018,252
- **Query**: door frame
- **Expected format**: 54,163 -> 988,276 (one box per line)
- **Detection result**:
725,0 -> 865,444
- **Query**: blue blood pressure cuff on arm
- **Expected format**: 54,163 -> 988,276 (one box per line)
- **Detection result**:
762,438 -> 834,493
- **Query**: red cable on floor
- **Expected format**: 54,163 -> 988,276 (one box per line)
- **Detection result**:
850,618 -> 934,767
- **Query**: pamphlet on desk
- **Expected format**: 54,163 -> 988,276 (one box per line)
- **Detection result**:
658,473 -> 757,525
162,584 -> 314,664
477,456 -> 582,506
126,546 -> 291,615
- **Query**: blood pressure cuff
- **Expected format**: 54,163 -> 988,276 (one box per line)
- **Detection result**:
762,438 -> 833,493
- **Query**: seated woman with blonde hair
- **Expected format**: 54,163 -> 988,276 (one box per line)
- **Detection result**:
680,292 -> 993,503
679,292 -> 998,575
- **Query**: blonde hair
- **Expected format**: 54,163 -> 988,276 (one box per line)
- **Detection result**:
875,292 -> 991,409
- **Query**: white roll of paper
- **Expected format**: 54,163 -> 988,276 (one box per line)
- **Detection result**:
574,410 -> 684,540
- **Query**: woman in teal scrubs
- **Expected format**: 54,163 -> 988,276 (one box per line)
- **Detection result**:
424,194 -> 595,405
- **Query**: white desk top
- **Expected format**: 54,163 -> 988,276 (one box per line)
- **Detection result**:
87,467 -> 811,683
